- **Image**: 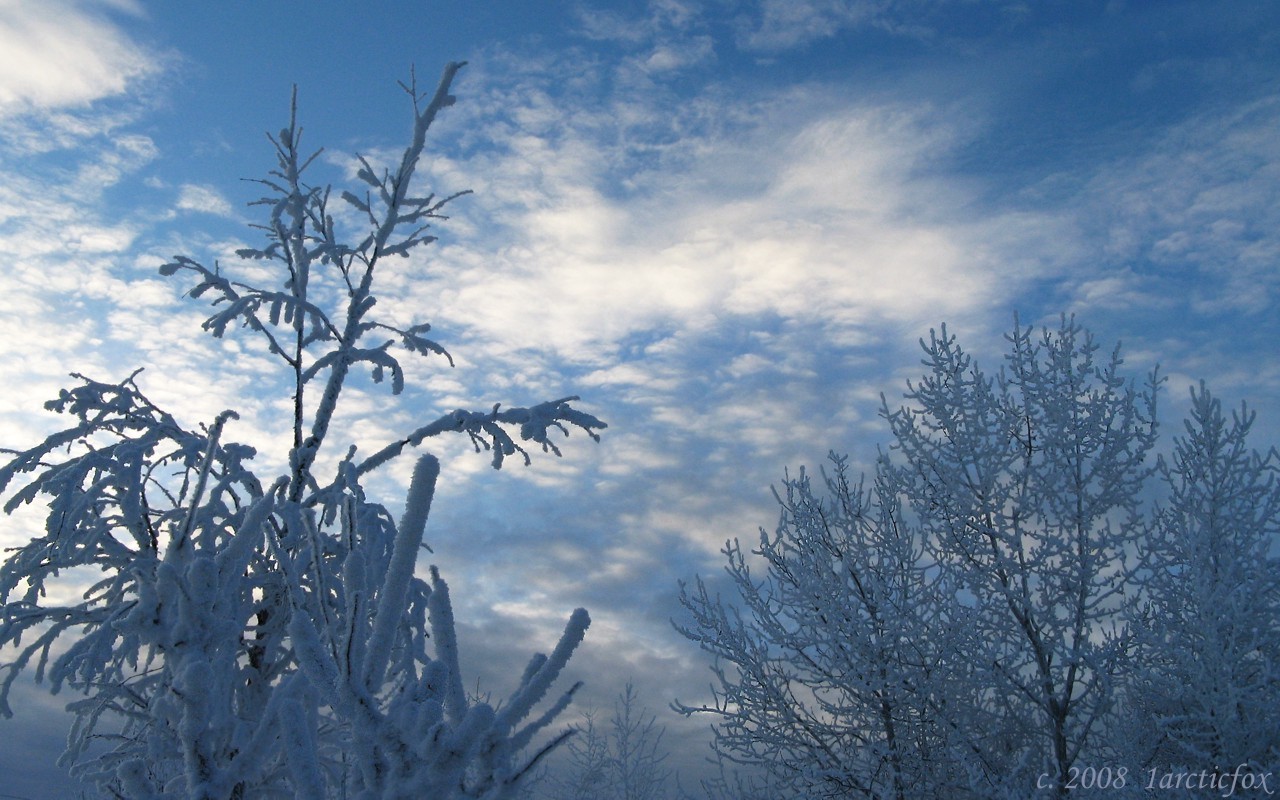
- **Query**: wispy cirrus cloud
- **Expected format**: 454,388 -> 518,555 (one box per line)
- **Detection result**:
736,0 -> 895,51
175,182 -> 235,216
1070,95 -> 1280,316
0,0 -> 158,118
391,64 -> 1070,393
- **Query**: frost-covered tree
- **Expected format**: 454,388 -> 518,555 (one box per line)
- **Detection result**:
535,681 -> 672,800
0,63 -> 604,799
1125,382 -> 1280,773
674,454 -> 982,799
882,316 -> 1159,798
539,707 -> 612,799
677,316 -> 1163,799
605,682 -> 673,800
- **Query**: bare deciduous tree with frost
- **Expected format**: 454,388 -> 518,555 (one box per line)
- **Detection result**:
673,453 -> 979,799
676,317 -> 1225,799
882,317 -> 1159,798
0,62 -> 604,799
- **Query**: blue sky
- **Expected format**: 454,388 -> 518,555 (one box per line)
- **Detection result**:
1,0 -> 1279,795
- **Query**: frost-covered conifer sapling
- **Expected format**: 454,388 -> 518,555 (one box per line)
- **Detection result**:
0,62 -> 604,799
536,681 -> 672,800
1125,382 -> 1280,773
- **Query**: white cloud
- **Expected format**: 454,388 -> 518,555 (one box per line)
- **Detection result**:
176,183 -> 234,217
0,0 -> 156,117
0,123 -> 158,403
572,0 -> 714,87
738,0 -> 885,52
403,78 -> 1062,375
642,37 -> 713,73
1070,268 -> 1170,311
1071,94 -> 1280,316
